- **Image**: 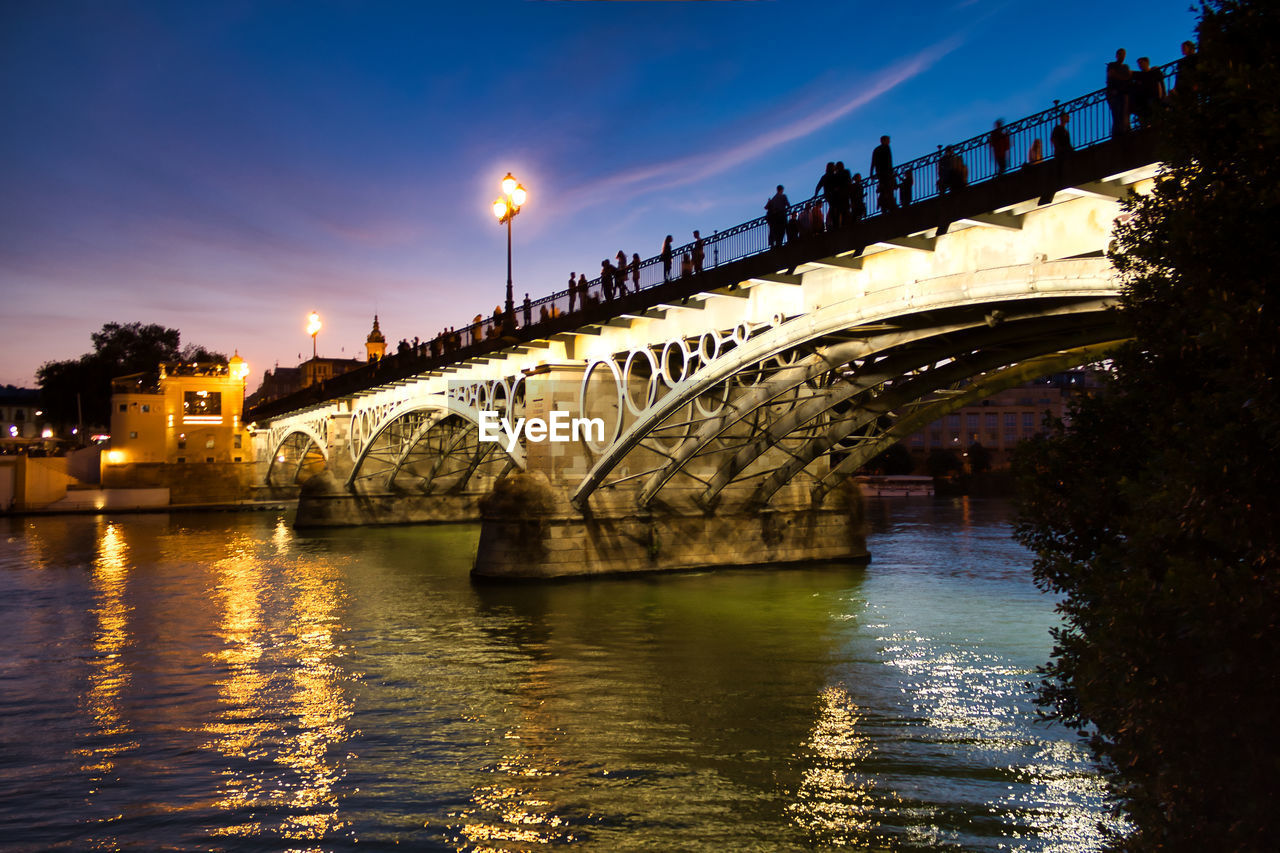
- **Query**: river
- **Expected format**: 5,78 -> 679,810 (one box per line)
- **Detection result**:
0,498 -> 1118,851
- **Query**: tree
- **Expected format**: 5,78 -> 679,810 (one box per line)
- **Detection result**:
37,322 -> 225,428
868,441 -> 915,474
965,441 -> 991,474
925,448 -> 962,479
1014,2 -> 1280,848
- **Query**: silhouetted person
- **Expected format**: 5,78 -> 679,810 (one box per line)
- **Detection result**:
1026,138 -> 1044,165
938,146 -> 966,194
631,253 -> 641,292
601,259 -> 615,300
787,210 -> 801,242
523,293 -> 532,327
692,230 -> 704,273
870,135 -> 897,212
834,161 -> 854,226
1172,40 -> 1198,99
615,250 -> 629,295
1106,48 -> 1132,136
1131,57 -> 1165,125
661,235 -> 674,281
1051,114 -> 1073,157
898,167 -> 913,207
680,252 -> 693,278
989,119 -> 1010,173
567,272 -> 577,313
579,273 -> 590,307
765,184 -> 789,248
850,172 -> 867,221
814,162 -> 840,230
808,200 -> 824,233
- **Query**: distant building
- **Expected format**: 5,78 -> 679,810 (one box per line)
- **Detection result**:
245,316 -> 383,408
0,386 -> 57,453
101,356 -> 254,502
366,314 -> 386,361
903,369 -> 1103,470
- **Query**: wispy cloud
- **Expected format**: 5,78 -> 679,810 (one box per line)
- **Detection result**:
555,35 -> 964,216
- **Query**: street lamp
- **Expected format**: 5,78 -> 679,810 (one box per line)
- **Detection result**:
492,172 -> 527,330
306,311 -> 322,359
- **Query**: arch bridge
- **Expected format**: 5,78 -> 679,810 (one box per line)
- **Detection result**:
251,72 -> 1173,577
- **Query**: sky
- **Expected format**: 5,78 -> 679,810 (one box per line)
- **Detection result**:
0,0 -> 1198,391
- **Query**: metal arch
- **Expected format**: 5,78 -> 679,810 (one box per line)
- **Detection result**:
577,297 -> 1117,511
265,424 -> 330,487
753,334 -> 1126,509
569,259 -> 1119,510
632,318 -> 1022,508
343,395 -> 526,491
804,341 -> 1126,504
348,408 -> 452,492
688,310 -> 1122,509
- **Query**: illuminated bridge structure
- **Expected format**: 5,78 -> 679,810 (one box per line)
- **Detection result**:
249,69 -> 1177,579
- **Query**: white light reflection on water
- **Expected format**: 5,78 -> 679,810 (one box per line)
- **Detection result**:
871,606 -> 1117,850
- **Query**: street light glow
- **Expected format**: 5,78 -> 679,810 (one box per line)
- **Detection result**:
306,311 -> 322,337
501,172 -> 517,196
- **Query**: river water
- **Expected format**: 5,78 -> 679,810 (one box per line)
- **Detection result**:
0,498 -> 1118,851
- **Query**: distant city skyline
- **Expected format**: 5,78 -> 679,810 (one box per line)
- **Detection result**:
0,0 -> 1196,390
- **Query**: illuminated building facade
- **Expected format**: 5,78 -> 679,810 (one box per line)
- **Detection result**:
102,357 -> 253,500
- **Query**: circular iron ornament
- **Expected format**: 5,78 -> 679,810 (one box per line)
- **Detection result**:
622,348 -> 659,417
579,358 -> 625,453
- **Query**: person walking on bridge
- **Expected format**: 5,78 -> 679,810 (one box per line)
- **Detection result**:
1106,48 -> 1132,136
870,136 -> 897,212
661,235 -> 674,281
814,162 -> 840,230
601,259 -> 615,301
989,119 -> 1010,173
631,253 -> 641,293
567,272 -> 577,313
765,185 -> 790,248
692,230 -> 705,274
615,250 -> 629,295
1051,113 -> 1073,158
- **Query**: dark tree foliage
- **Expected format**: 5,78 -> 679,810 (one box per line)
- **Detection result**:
868,442 -> 915,475
926,448 -> 962,479
37,322 -> 225,428
966,441 -> 991,474
1014,2 -> 1280,848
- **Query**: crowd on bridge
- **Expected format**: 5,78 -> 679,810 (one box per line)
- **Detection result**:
284,43 -> 1194,409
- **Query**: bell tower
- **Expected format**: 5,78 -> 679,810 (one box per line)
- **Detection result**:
365,315 -> 386,362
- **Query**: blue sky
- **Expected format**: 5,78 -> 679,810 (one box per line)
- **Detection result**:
0,0 -> 1197,390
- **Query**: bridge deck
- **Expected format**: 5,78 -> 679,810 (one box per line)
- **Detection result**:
249,129 -> 1158,423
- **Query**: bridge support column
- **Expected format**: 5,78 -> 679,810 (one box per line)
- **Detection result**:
471,475 -> 867,580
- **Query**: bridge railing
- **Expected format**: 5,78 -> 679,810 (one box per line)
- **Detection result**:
445,59 -> 1181,346
256,59 -> 1182,415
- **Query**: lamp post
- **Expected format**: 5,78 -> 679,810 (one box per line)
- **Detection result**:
492,172 -> 526,331
306,311 -> 321,359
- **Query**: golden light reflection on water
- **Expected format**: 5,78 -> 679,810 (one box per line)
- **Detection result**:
75,522 -> 139,777
450,663 -> 576,851
789,684 -> 900,848
200,541 -> 355,844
